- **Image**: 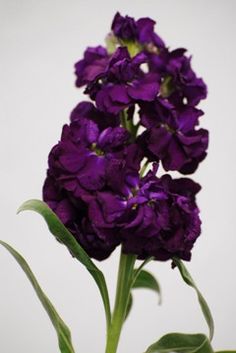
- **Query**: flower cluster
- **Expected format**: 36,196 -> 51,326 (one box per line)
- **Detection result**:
43,13 -> 208,261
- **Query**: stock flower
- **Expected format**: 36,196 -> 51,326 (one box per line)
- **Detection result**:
75,46 -> 109,87
46,102 -> 142,197
111,12 -> 137,41
111,12 -> 165,48
43,102 -> 143,260
43,175 -> 121,260
149,48 -> 207,107
138,100 -> 209,173
120,168 -> 201,261
84,166 -> 201,261
75,46 -> 160,114
43,12 -> 208,262
70,101 -> 120,129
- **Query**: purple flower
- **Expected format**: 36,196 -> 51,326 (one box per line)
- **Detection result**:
83,47 -> 160,114
138,99 -> 209,173
43,102 -> 143,260
120,168 -> 201,261
74,47 -> 160,114
70,101 -> 120,130
111,12 -> 165,48
43,165 -> 201,261
43,13 -> 208,263
43,107 -> 202,261
149,48 -> 207,107
47,104 -> 142,197
166,49 -> 207,106
75,46 -> 109,87
111,12 -> 138,41
83,165 -> 202,261
43,176 -> 121,260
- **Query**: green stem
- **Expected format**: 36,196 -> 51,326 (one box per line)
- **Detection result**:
105,249 -> 136,353
120,109 -> 139,139
120,110 -> 127,130
140,159 -> 149,177
131,257 -> 154,287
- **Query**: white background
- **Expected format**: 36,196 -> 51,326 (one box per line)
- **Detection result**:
0,1 -> 236,352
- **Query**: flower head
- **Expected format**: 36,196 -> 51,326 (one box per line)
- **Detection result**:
43,102 -> 143,260
47,102 -> 142,197
120,168 -> 201,261
43,175 -> 121,260
75,46 -> 109,87
149,48 -> 207,107
43,13 -> 208,262
75,46 -> 160,114
111,12 -> 165,48
138,99 -> 209,173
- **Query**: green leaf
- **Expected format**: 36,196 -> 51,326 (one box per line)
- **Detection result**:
0,240 -> 75,353
132,269 -> 162,304
173,258 -> 214,341
144,332 -> 214,353
215,351 -> 236,353
125,294 -> 133,320
18,199 -> 111,329
125,268 -> 161,320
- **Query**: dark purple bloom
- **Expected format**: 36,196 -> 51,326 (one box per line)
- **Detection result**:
83,165 -> 202,261
47,106 -> 142,197
165,49 -> 207,106
43,166 -> 201,261
43,176 -> 121,260
120,168 -> 201,261
149,48 -> 207,107
70,101 -> 120,129
43,13 -> 208,262
138,99 -> 209,173
127,73 -> 160,101
136,17 -> 165,48
111,12 -> 138,41
111,12 -> 165,48
75,46 -> 160,114
95,84 -> 131,115
82,47 -> 160,114
75,46 -> 109,87
43,102 -> 144,260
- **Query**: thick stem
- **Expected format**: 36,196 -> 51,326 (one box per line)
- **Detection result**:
105,249 -> 136,353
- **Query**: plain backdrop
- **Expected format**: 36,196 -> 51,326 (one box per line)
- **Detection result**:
0,1 -> 236,352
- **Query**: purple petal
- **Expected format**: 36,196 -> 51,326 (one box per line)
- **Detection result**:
128,74 -> 159,101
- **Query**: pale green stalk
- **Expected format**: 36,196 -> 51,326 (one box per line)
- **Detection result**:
105,249 -> 136,353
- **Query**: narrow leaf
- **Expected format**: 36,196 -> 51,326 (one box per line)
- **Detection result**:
144,332 -> 214,353
173,258 -> 214,341
0,240 -> 75,353
215,351 -> 236,353
133,269 -> 162,304
125,268 -> 161,320
125,294 -> 133,320
17,199 -> 111,329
